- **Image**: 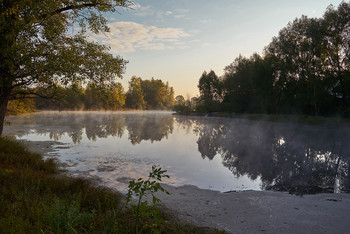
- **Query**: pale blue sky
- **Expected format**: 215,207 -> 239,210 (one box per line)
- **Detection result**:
93,0 -> 345,97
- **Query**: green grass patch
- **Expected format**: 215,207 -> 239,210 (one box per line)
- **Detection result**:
0,137 -> 216,233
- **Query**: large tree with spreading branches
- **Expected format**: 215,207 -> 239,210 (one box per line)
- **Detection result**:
0,0 -> 131,135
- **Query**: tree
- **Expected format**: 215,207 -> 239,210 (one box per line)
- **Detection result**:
197,70 -> 222,112
108,82 -> 126,110
85,83 -> 106,110
164,82 -> 175,108
141,78 -> 174,109
222,54 -> 274,113
264,16 -> 329,115
0,0 -> 130,135
64,81 -> 85,110
175,95 -> 185,106
264,3 -> 350,115
322,3 -> 350,115
125,76 -> 145,109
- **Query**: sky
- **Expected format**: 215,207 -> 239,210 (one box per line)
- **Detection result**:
91,0 -> 345,97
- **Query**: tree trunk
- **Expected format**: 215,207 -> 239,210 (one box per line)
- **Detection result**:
0,88 -> 10,136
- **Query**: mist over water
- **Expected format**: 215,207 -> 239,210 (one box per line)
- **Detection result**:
4,111 -> 350,194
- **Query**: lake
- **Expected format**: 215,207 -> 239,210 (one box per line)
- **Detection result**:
4,111 -> 350,194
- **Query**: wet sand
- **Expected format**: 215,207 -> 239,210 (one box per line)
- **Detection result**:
4,135 -> 350,234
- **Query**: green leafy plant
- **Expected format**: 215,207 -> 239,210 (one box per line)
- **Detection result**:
125,165 -> 170,233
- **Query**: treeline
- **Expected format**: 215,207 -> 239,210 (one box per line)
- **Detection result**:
191,2 -> 350,117
36,76 -> 175,110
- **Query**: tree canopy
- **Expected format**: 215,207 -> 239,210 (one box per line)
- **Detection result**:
35,77 -> 175,111
0,0 -> 130,135
125,76 -> 175,110
195,2 -> 350,117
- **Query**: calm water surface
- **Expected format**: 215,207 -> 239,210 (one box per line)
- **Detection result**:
4,111 -> 350,194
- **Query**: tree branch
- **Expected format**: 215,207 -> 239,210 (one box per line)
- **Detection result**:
10,91 -> 55,100
41,2 -> 114,19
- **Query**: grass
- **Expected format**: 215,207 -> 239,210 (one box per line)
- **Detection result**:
0,137 -> 217,233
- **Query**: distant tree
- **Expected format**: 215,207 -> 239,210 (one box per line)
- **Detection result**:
0,0 -> 130,135
85,83 -> 106,110
174,95 -> 187,113
222,54 -> 274,113
65,82 -> 85,110
125,76 -> 146,109
175,95 -> 186,106
35,85 -> 67,110
164,83 -> 175,108
197,70 -> 222,112
108,83 -> 126,110
141,78 -> 175,109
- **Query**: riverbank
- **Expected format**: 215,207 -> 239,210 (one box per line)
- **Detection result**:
0,138 -> 212,233
4,137 -> 350,234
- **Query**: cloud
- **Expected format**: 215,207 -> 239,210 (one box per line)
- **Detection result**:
174,14 -> 186,19
93,21 -> 190,53
199,19 -> 212,23
129,3 -> 154,16
129,3 -> 191,21
202,42 -> 212,47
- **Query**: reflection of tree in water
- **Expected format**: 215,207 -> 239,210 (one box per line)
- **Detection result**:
125,114 -> 174,144
29,112 -> 174,145
193,118 -> 350,194
84,114 -> 126,141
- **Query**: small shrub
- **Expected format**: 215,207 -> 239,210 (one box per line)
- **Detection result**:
126,165 -> 170,234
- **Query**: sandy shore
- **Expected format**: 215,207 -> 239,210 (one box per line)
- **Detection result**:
147,184 -> 350,233
5,137 -> 350,233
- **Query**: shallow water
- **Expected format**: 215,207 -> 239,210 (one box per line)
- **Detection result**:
4,111 -> 350,194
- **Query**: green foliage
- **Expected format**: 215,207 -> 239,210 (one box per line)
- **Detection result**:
36,76 -> 176,111
222,54 -> 274,114
36,81 -> 127,111
125,76 -> 146,109
141,78 -> 175,110
125,76 -> 175,110
45,199 -> 96,233
0,0 -> 129,93
125,165 -> 170,234
198,70 -> 222,112
174,95 -> 199,114
85,82 -> 126,110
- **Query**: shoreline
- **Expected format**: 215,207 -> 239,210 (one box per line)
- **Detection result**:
174,111 -> 350,125
7,138 -> 350,233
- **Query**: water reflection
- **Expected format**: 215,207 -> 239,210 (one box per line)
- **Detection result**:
6,112 -> 350,194
191,117 -> 350,194
13,112 -> 174,144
